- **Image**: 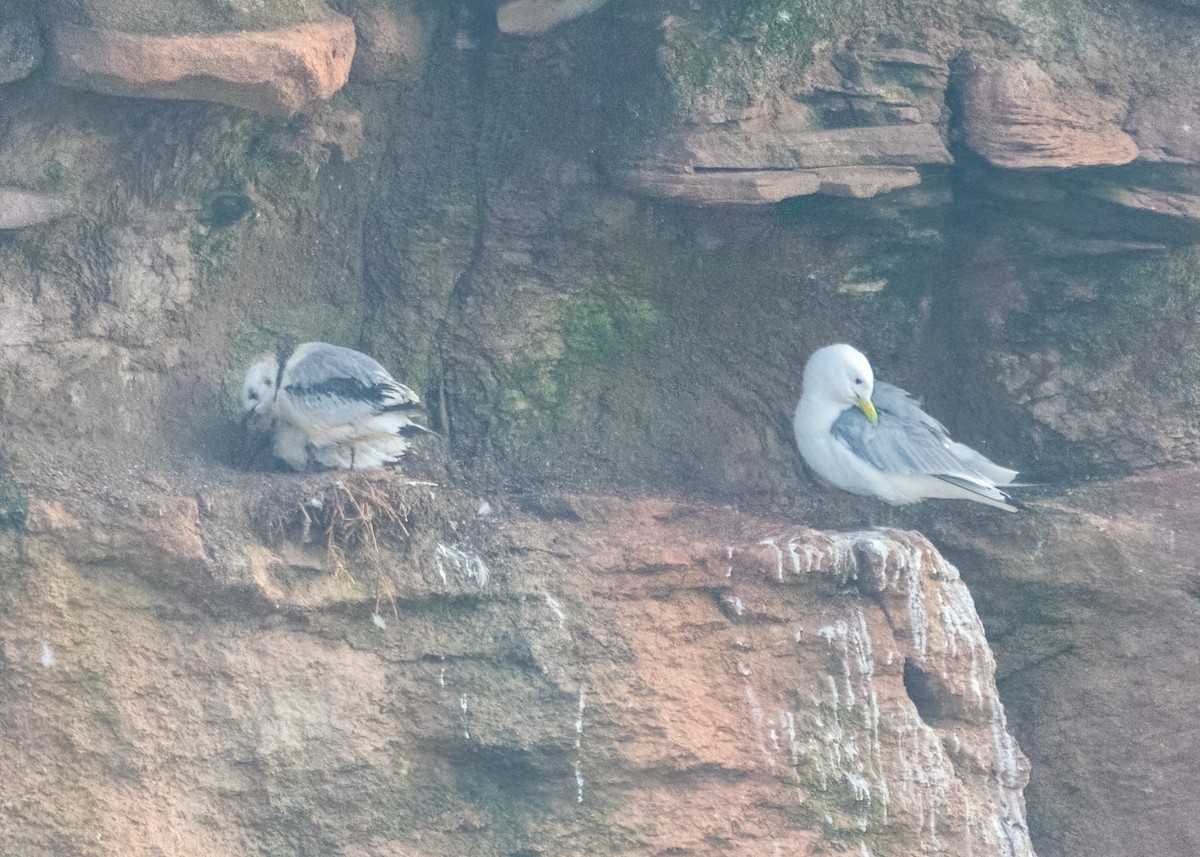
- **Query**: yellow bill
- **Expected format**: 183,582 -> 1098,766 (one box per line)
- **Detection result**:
856,395 -> 878,425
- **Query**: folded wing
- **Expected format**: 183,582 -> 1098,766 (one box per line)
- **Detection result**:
831,381 -> 1015,505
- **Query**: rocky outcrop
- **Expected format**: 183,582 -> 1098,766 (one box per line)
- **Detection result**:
48,18 -> 356,115
620,46 -> 954,204
620,118 -> 948,203
1,479 -> 1033,857
923,467 -> 1200,857
960,58 -> 1139,169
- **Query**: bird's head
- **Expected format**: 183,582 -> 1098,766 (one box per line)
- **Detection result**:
803,343 -> 878,424
240,355 -> 280,425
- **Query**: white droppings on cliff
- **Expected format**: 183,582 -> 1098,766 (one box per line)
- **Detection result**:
805,606 -> 891,827
892,710 -> 954,847
476,499 -> 493,517
436,543 -> 490,587
937,584 -> 985,705
991,694 -> 1023,790
785,538 -> 805,574
438,667 -> 446,687
726,595 -> 745,616
781,710 -> 797,748
825,673 -> 841,719
574,689 -> 586,803
858,842 -> 873,857
545,593 -> 567,628
371,613 -> 387,631
744,684 -> 778,769
862,536 -> 932,658
759,538 -> 785,581
40,642 -> 54,668
460,694 -> 470,740
846,771 -> 871,803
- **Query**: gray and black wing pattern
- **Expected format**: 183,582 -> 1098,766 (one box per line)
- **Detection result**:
830,381 -> 1000,493
283,343 -> 421,423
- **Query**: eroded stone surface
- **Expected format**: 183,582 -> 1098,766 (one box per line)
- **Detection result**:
619,42 -> 953,204
1,482 -> 1034,856
48,18 -> 356,115
961,57 -> 1139,169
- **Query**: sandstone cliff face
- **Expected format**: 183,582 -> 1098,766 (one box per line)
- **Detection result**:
1,0 -> 1200,854
2,480 -> 1033,857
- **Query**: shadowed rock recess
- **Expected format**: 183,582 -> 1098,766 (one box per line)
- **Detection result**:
2,0 -> 1200,855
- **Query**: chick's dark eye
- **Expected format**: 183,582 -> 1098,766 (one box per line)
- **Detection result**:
247,392 -> 259,401
265,380 -> 273,388
854,377 -> 864,385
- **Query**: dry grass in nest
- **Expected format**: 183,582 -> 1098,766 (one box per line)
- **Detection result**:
270,476 -> 421,615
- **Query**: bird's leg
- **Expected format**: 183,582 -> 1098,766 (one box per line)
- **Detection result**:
868,499 -> 896,531
304,442 -> 324,473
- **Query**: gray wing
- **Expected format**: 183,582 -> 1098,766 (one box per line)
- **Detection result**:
282,343 -> 421,421
830,381 -> 997,484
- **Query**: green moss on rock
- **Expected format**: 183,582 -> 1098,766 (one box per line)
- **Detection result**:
0,469 -> 27,531
560,293 -> 661,367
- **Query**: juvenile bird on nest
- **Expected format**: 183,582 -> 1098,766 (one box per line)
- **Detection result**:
794,343 -> 1020,510
241,341 -> 432,471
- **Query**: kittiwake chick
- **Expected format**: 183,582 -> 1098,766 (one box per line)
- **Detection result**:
241,341 -> 431,471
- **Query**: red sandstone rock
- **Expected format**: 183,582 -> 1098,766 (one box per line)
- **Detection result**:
2,481 -> 1035,856
620,124 -> 949,204
48,18 -> 356,116
961,58 -> 1138,169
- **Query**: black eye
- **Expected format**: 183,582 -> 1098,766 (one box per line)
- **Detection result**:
854,377 -> 864,385
247,392 -> 259,401
265,380 -> 273,388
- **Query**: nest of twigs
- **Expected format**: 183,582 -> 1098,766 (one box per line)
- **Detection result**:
269,476 -> 419,615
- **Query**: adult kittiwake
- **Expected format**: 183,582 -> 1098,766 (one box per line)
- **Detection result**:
794,344 -> 1019,510
241,341 -> 431,471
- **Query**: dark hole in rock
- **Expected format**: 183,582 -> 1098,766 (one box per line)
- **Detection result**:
903,657 -> 945,726
204,193 -> 252,227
